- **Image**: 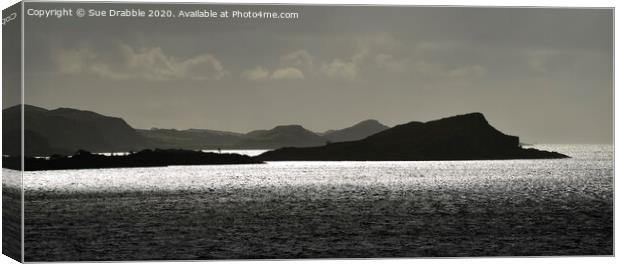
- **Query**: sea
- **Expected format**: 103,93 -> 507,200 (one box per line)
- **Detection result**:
3,144 -> 613,261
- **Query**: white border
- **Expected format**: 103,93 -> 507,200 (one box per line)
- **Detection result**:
0,0 -> 616,264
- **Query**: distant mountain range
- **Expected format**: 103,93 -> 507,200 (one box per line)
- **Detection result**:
3,105 -> 390,156
136,128 -> 245,150
3,105 -> 567,161
240,125 -> 327,149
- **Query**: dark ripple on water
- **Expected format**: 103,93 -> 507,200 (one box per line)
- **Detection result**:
12,145 -> 613,261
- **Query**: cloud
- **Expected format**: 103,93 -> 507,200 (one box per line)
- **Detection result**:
446,65 -> 486,78
411,60 -> 486,79
176,54 -> 227,81
241,50 -> 312,82
241,66 -> 306,81
280,49 -> 314,69
320,59 -> 358,81
241,66 -> 270,81
525,50 -> 558,74
54,48 -> 98,74
353,32 -> 402,53
528,58 -> 548,74
374,53 -> 408,73
53,44 -> 228,81
240,37 -> 405,82
270,67 -> 305,80
237,34 -> 488,83
315,33 -> 403,81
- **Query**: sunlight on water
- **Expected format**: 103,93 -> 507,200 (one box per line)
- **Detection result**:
17,145 -> 613,260
23,145 -> 612,198
201,149 -> 270,157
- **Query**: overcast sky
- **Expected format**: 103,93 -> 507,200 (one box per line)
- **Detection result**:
20,3 -> 612,143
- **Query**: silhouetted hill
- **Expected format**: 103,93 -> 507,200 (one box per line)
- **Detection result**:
2,105 -> 146,156
238,125 -> 327,149
3,149 -> 262,171
323,119 -> 389,142
138,128 -> 244,150
258,113 -> 569,161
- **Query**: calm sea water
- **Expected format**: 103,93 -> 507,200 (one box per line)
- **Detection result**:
13,145 -> 613,261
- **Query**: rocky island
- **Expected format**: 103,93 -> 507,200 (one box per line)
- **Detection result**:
3,149 -> 263,171
258,113 -> 569,161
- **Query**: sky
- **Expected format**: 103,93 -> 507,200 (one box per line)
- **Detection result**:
18,2 -> 613,143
